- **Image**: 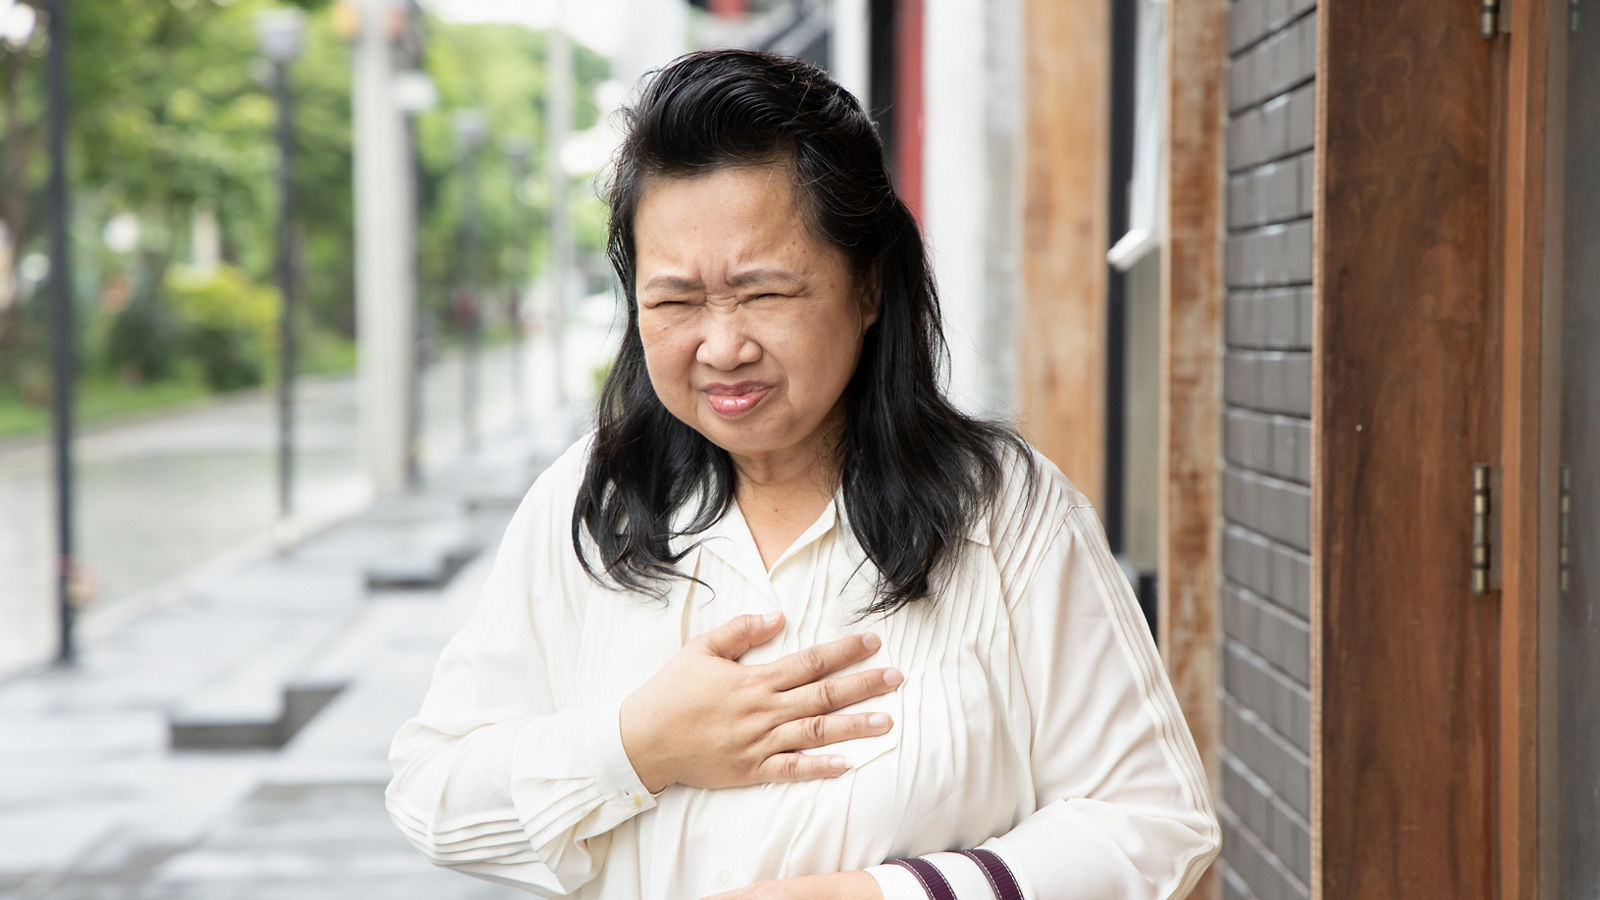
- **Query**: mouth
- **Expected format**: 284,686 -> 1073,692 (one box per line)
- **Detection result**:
701,381 -> 774,419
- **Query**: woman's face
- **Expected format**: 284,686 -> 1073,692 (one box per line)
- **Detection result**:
633,164 -> 875,475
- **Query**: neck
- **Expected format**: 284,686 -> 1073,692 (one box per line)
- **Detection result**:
729,415 -> 844,505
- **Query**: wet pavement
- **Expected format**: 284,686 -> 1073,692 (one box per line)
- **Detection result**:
0,423 -> 572,900
0,339 -> 551,678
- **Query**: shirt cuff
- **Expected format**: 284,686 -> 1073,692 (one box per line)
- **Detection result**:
506,699 -> 659,837
592,699 -> 658,812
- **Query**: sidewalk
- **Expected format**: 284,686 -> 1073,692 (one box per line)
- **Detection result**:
0,419 -> 579,900
0,339 -> 543,679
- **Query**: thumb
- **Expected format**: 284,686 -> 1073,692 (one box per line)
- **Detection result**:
699,612 -> 783,660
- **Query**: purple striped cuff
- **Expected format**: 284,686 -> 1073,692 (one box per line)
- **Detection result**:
956,849 -> 1025,900
887,857 -> 957,900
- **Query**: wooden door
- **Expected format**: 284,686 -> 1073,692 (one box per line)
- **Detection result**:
1314,1 -> 1501,896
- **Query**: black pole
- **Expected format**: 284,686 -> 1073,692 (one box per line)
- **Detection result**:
1104,0 -> 1136,558
274,59 -> 296,520
459,143 -> 480,452
46,0 -> 77,665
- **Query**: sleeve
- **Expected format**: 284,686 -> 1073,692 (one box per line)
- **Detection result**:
384,455 -> 656,896
864,502 -> 1221,900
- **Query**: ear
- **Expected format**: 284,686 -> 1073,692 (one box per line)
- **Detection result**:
857,265 -> 882,329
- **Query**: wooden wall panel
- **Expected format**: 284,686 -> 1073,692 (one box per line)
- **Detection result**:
1160,0 -> 1227,897
1313,1 -> 1500,897
1498,0 -> 1551,897
1019,0 -> 1109,506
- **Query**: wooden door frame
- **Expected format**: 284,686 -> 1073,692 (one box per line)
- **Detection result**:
1496,0 -> 1551,896
1496,0 -> 1579,895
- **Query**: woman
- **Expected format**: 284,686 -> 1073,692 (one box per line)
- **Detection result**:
387,49 -> 1219,899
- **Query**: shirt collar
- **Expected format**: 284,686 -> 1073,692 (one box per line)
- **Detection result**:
664,482 -> 992,578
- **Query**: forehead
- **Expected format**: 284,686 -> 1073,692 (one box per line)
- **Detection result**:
632,165 -> 820,270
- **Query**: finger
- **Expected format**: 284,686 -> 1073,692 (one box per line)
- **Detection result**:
789,666 -> 904,716
765,633 -> 882,691
753,750 -> 853,783
769,711 -> 894,752
698,612 -> 784,660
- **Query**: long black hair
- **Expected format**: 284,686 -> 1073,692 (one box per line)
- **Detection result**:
573,49 -> 1032,615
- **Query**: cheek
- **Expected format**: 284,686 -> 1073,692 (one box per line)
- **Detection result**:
638,324 -> 694,392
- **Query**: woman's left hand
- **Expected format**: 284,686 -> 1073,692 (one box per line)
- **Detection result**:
701,871 -> 882,900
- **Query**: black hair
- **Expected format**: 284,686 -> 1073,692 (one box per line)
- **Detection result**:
572,48 -> 1033,615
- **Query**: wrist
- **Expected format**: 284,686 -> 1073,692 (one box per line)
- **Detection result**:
618,692 -> 673,793
836,870 -> 883,899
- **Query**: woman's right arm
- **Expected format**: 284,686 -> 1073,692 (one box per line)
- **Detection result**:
385,471 -> 653,895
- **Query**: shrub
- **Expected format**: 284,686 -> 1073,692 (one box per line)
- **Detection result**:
104,290 -> 183,384
165,266 -> 279,391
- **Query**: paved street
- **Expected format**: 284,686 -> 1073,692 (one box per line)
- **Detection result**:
0,423 -> 572,900
0,335 -> 570,678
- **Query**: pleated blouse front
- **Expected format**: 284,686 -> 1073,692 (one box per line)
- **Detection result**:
386,436 -> 1220,899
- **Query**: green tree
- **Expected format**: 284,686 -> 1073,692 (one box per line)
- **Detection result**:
415,21 -> 610,340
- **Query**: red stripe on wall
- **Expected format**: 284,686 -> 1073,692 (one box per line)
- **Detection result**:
894,0 -> 924,221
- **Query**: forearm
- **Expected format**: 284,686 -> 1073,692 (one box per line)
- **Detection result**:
386,702 -> 656,892
704,870 -> 882,900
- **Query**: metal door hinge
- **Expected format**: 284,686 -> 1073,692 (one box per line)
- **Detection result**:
1482,0 -> 1512,37
1472,464 -> 1497,594
1559,465 -> 1572,594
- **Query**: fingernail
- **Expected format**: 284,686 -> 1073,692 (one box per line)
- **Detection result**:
860,633 -> 880,651
763,611 -> 782,624
884,668 -> 904,686
868,713 -> 890,728
828,756 -> 849,770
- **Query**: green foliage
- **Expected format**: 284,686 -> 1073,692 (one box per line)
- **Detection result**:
165,265 -> 279,390
415,23 -> 611,332
1,0 -> 607,417
104,292 -> 182,384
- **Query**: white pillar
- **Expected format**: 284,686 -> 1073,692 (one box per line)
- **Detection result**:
923,0 -> 988,415
829,0 -> 871,107
617,0 -> 689,90
352,0 -> 413,495
921,0 -> 1022,419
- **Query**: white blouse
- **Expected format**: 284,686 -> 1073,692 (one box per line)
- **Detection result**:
387,436 -> 1220,899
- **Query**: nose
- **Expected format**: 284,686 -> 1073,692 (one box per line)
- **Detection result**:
695,307 -> 761,371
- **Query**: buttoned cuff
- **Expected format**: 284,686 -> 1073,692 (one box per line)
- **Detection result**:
593,699 -> 658,812
506,700 -> 658,847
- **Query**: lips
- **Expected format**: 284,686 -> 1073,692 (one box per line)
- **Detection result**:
702,381 -> 773,418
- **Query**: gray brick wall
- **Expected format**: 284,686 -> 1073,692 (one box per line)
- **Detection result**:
1220,0 -> 1315,897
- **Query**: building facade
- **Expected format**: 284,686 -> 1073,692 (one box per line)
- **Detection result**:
664,1 -> 1596,896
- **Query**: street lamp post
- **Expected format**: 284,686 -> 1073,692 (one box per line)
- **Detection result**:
44,0 -> 78,664
545,22 -> 572,413
452,109 -> 486,452
504,137 -> 532,430
256,8 -> 306,524
395,69 -> 436,490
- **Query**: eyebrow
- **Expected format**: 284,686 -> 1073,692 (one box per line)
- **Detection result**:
639,268 -> 802,294
640,274 -> 702,294
726,268 -> 801,289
